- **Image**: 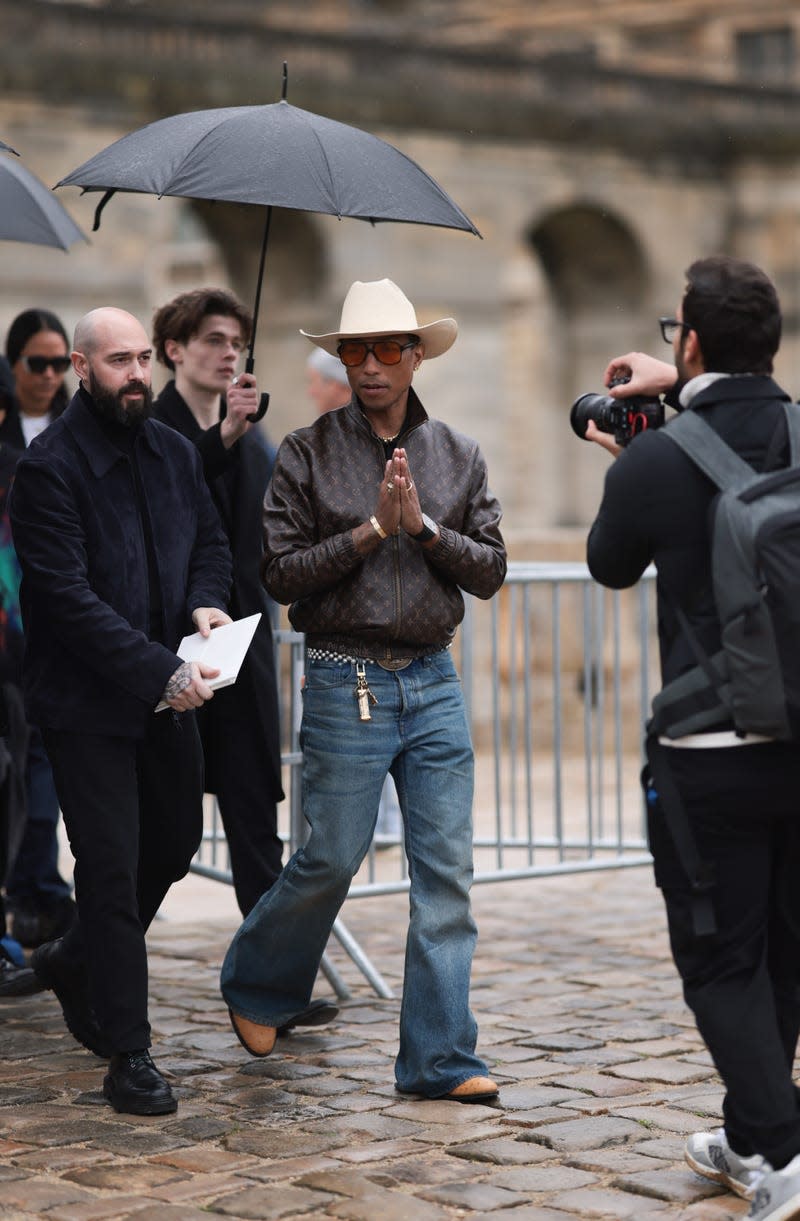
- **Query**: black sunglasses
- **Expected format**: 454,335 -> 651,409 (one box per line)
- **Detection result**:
337,338 -> 418,368
21,355 -> 71,375
659,317 -> 691,344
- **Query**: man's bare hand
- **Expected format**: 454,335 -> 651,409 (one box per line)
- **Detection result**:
192,606 -> 232,638
374,459 -> 402,536
161,660 -> 221,712
585,420 -> 623,458
221,373 -> 259,448
604,352 -> 677,398
392,449 -> 424,536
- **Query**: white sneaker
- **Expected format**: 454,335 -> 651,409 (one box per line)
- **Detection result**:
685,1128 -> 766,1200
748,1153 -> 800,1221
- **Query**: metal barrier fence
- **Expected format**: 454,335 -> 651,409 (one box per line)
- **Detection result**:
191,561 -> 658,994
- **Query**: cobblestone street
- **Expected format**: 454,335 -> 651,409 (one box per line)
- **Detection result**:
0,867 -> 750,1219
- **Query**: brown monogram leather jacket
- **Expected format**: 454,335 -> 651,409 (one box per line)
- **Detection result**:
262,389 -> 506,660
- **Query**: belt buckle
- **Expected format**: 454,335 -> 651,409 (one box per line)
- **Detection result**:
377,657 -> 413,671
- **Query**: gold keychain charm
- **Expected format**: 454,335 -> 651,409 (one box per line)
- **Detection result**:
355,661 -> 378,721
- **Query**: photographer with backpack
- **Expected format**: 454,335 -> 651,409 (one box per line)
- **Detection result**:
586,256 -> 800,1221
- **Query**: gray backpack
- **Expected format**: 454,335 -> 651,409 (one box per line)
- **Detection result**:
650,402 -> 800,742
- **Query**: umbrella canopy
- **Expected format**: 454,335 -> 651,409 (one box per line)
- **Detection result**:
56,99 -> 479,235
0,139 -> 19,156
56,82 -> 479,420
0,155 -> 86,251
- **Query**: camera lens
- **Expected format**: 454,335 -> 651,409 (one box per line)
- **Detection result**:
570,393 -> 618,440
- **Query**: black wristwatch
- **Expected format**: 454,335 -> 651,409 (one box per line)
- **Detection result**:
410,513 -> 438,543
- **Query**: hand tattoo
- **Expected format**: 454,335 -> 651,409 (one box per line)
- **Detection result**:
163,661 -> 193,702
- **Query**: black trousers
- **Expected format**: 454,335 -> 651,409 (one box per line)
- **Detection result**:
196,672 -> 283,916
648,740 -> 800,1168
42,713 -> 203,1052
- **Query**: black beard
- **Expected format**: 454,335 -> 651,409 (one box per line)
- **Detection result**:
87,372 -> 153,427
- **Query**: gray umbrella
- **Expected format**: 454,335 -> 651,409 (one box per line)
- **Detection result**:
56,69 -> 479,418
0,153 -> 86,251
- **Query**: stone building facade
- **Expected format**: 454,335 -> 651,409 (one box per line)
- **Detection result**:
2,0 -> 800,554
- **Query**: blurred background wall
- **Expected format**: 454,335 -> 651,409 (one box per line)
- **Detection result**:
2,0 -> 800,558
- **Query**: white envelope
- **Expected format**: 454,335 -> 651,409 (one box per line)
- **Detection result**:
155,613 -> 262,712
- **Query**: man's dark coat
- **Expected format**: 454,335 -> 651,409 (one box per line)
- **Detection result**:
587,374 -> 793,691
154,380 -> 283,798
8,389 -> 232,738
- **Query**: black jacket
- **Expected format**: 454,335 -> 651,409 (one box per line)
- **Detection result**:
0,388 -> 68,451
587,374 -> 793,689
9,389 -> 232,736
154,381 -> 283,796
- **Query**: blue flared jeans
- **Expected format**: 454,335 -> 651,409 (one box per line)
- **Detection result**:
220,649 -> 489,1096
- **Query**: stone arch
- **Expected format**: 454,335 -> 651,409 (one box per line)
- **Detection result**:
530,203 -> 647,311
188,199 -> 328,315
525,202 -> 650,526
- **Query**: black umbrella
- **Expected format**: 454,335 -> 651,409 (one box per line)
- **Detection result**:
0,153 -> 87,251
56,67 -> 479,419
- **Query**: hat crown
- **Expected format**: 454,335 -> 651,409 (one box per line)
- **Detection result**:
338,279 -> 419,337
300,278 -> 457,359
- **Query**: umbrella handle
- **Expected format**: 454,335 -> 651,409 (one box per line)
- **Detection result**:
247,392 -> 270,424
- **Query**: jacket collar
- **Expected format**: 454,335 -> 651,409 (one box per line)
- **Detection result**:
155,379 -> 204,439
346,385 -> 429,438
686,373 -> 790,411
679,372 -> 730,408
62,387 -> 163,478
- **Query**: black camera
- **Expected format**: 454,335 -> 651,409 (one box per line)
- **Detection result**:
570,376 -> 664,447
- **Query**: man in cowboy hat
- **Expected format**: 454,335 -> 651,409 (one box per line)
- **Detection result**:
221,278 -> 506,1103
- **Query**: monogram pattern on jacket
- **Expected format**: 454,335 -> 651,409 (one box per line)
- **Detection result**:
263,389 -> 506,651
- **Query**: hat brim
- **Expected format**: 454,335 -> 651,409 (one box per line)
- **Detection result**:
300,318 -> 458,360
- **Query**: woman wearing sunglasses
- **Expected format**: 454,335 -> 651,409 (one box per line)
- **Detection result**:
2,309 -> 72,448
1,308 -> 76,962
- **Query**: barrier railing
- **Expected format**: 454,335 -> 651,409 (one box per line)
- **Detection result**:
191,562 -> 657,993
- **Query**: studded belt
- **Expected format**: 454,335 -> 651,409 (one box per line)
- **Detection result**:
306,645 -> 449,672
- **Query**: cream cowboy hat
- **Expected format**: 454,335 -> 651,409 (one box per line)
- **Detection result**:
300,279 -> 457,359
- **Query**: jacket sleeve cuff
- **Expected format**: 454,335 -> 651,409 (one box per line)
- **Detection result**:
143,645 -> 184,707
187,592 -> 229,618
429,525 -> 457,558
664,380 -> 685,411
337,529 -> 361,567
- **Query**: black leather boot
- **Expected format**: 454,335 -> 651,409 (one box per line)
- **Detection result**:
103,1050 -> 177,1115
30,938 -> 110,1057
0,947 -> 44,996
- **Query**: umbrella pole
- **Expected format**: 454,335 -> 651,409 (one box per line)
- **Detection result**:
244,204 -> 272,422
246,204 -> 273,374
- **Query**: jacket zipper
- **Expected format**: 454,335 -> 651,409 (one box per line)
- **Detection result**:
372,434 -> 405,639
391,532 -> 403,638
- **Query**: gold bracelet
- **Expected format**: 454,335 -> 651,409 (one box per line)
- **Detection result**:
369,515 -> 388,540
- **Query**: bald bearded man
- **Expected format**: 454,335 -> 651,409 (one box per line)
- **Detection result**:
8,308 -> 232,1114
